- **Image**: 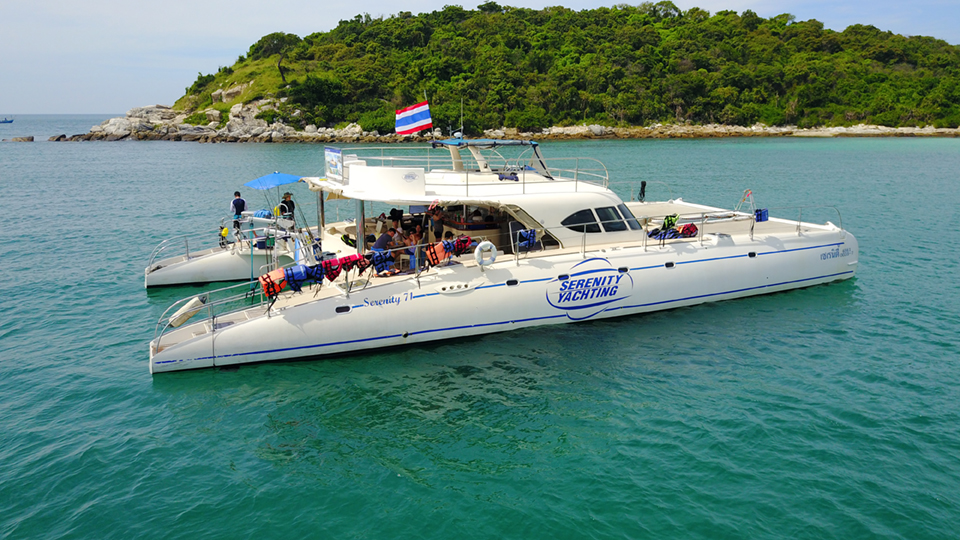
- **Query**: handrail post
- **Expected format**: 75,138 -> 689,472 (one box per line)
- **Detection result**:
514,230 -> 519,266
797,207 -> 803,236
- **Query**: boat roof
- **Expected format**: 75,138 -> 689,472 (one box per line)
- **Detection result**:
302,138 -> 612,207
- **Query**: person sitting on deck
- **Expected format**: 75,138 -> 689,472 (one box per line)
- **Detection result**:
370,228 -> 399,275
403,229 -> 424,270
372,228 -> 398,251
279,192 -> 296,228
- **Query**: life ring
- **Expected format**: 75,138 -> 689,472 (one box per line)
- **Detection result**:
474,241 -> 497,266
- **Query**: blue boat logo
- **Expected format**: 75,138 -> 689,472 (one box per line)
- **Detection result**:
545,258 -> 633,320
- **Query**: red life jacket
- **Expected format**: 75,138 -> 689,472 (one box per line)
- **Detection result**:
258,268 -> 287,298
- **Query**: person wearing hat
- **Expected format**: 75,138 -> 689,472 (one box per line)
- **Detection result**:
279,192 -> 296,224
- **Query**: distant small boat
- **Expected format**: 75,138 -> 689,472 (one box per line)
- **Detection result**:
0,118 -> 12,124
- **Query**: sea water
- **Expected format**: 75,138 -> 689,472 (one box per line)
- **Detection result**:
1,120 -> 959,539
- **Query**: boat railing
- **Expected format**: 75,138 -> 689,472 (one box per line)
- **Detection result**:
623,205 -> 844,253
336,146 -> 609,194
146,229 -> 224,270
153,281 -> 268,349
765,205 -> 844,237
147,221 -> 316,273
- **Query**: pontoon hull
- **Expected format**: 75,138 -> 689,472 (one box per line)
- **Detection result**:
150,229 -> 858,373
144,248 -> 294,287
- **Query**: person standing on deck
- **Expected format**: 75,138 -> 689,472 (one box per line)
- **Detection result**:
430,207 -> 446,242
230,191 -> 246,230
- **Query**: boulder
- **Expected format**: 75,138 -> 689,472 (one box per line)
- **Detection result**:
205,109 -> 221,123
126,105 -> 178,124
101,117 -> 132,138
588,124 -> 606,136
221,82 -> 249,102
48,134 -> 67,141
8,136 -> 34,142
340,123 -> 363,136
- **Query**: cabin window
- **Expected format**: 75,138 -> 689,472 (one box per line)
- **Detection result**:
617,204 -> 643,230
561,209 -> 601,233
595,206 -> 627,232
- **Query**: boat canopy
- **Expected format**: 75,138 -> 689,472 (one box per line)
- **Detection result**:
244,172 -> 302,190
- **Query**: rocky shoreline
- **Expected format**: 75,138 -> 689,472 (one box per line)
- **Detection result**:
11,101 -> 960,143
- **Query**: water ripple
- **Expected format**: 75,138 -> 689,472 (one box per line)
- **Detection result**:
2,137 -> 960,538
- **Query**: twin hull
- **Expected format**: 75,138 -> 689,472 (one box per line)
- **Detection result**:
145,249 -> 294,287
150,231 -> 858,373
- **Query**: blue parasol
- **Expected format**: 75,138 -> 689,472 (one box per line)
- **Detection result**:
244,171 -> 302,190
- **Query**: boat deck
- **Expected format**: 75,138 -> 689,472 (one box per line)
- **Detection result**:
152,200 -> 843,356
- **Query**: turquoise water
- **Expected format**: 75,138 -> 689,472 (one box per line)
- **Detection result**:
1,122 -> 959,538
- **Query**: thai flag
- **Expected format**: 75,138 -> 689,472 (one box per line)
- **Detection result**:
395,101 -> 433,135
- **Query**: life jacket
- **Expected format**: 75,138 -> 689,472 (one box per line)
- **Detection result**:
516,229 -> 537,249
282,264 -> 325,292
369,251 -> 394,273
649,228 -> 682,240
450,235 -> 473,256
678,223 -> 698,237
341,253 -> 372,275
425,242 -> 448,266
258,268 -> 287,298
321,258 -> 343,281
663,213 -> 679,230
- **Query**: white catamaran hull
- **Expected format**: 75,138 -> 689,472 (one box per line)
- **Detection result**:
144,247 -> 296,287
150,229 -> 857,373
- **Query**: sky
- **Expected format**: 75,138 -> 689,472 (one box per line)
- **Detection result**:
2,0 -> 958,114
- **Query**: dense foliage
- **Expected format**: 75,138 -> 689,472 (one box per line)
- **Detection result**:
182,1 -> 960,132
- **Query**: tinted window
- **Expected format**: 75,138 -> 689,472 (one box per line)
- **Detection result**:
561,209 -> 601,233
596,206 -> 627,232
617,204 -> 643,230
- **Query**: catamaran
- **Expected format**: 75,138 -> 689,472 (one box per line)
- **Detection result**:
144,172 -> 326,287
148,139 -> 858,373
